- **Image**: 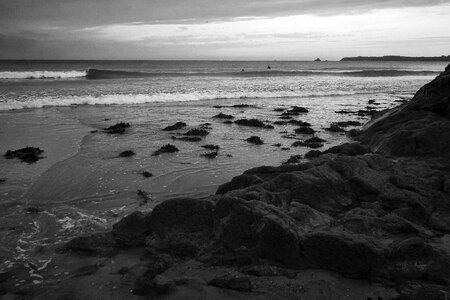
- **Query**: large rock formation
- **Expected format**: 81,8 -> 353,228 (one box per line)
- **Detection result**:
358,64 -> 450,159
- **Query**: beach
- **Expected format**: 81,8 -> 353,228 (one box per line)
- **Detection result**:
0,61 -> 449,299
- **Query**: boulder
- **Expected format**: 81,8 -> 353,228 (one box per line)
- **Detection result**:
112,211 -> 150,246
300,231 -> 386,277
147,198 -> 214,238
163,121 -> 187,131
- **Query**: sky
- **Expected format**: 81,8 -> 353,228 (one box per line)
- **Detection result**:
1,0 -> 449,60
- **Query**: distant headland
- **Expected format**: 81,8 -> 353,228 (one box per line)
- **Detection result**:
341,55 -> 450,62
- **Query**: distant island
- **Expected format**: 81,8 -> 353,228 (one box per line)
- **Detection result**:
341,55 -> 450,62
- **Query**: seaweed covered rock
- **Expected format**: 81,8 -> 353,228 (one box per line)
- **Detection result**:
163,122 -> 187,131
234,119 -> 266,127
184,128 -> 209,136
152,144 -> 179,156
4,146 -> 44,163
213,113 -> 234,119
246,136 -> 264,145
104,122 -> 130,134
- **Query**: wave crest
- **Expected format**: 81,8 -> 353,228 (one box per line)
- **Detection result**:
0,90 -> 365,111
0,70 -> 87,79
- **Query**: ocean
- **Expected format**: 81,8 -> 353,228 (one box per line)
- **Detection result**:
0,60 -> 445,110
0,60 -> 447,274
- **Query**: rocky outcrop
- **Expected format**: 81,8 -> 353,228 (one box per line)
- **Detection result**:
358,64 -> 450,159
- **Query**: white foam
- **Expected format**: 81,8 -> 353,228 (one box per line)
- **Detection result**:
0,70 -> 86,79
0,90 -> 363,111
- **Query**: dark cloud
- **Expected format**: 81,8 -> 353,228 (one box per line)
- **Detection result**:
1,0 -> 448,30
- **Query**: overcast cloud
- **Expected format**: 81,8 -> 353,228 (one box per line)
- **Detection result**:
0,0 -> 449,59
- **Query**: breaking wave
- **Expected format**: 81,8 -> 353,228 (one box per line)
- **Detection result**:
0,90 -> 367,111
0,70 -> 87,79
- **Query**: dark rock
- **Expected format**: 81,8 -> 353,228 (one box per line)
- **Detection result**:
216,174 -> 263,194
118,150 -> 135,157
324,142 -> 369,156
201,151 -> 218,159
223,120 -> 233,124
356,109 -> 378,116
104,122 -> 130,134
0,178 -> 6,184
90,130 -> 98,133
146,198 -> 214,238
301,231 -> 386,277
348,129 -> 362,137
289,120 -> 311,127
273,108 -> 285,112
142,171 -> 153,178
64,233 -> 116,254
294,126 -> 315,134
4,146 -> 44,163
152,144 -> 179,156
283,155 -> 302,164
290,106 -> 309,113
208,275 -> 252,292
25,206 -> 41,213
184,128 -> 209,136
213,113 -> 234,119
172,136 -> 202,142
137,189 -> 151,205
292,137 -> 325,149
232,104 -> 251,108
214,197 -> 303,267
288,202 -> 332,230
272,143 -> 282,147
199,123 -> 212,129
234,118 -> 265,127
133,255 -> 174,296
246,136 -> 264,145
335,121 -> 362,127
112,211 -> 150,246
305,150 -> 322,159
163,122 -> 187,131
273,121 -> 288,125
325,124 -> 346,132
335,110 -> 353,114
201,144 -> 220,150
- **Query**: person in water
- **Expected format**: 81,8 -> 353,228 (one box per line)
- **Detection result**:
267,65 -> 271,69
